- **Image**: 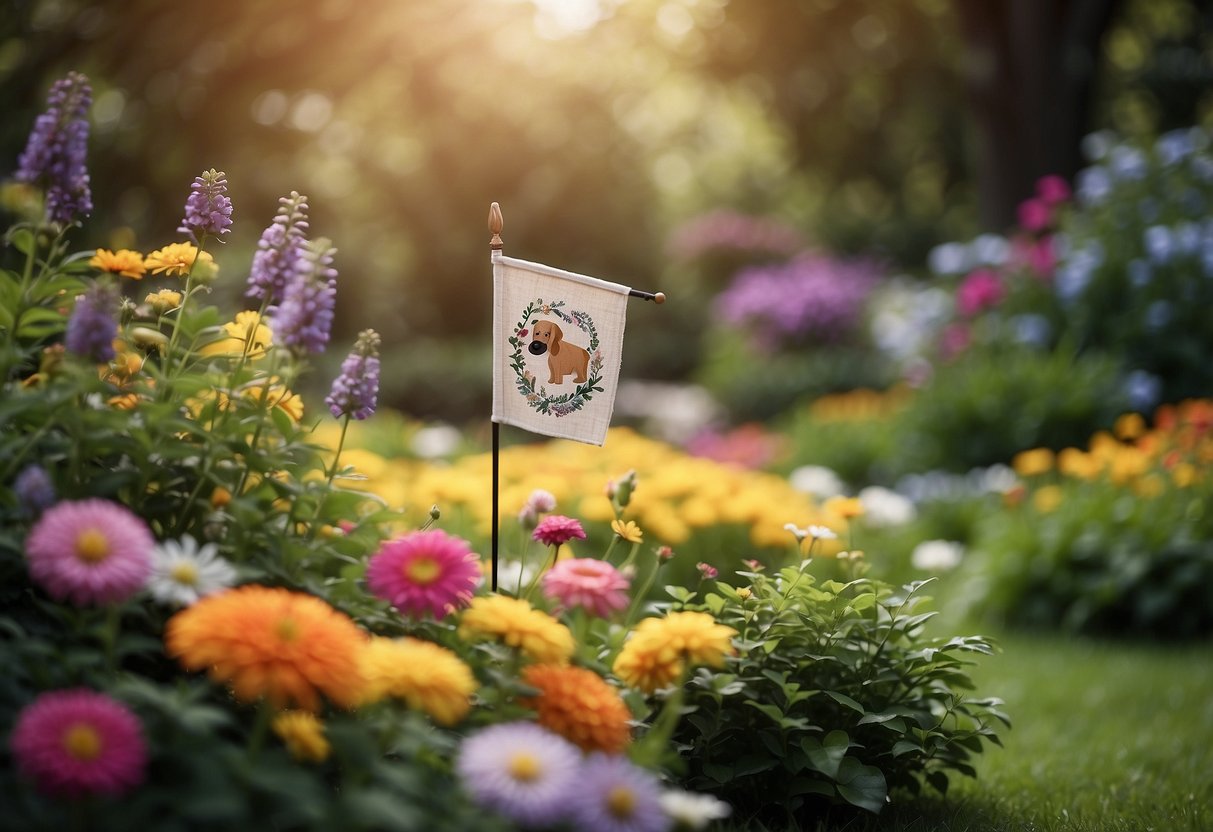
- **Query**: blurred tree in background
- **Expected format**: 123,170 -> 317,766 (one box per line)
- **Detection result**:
2,0 -> 1211,422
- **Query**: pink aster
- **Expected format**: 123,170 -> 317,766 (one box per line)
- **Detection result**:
955,268 -> 1005,318
366,529 -> 480,619
532,515 -> 586,548
10,688 -> 148,798
542,558 -> 630,618
24,499 -> 154,606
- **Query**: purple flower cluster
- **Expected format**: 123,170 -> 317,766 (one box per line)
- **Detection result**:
64,284 -> 118,362
271,237 -> 337,355
715,253 -> 882,348
246,191 -> 310,304
667,210 -> 805,261
15,72 -> 93,225
15,465 -> 56,516
326,329 -> 381,420
177,169 -> 233,243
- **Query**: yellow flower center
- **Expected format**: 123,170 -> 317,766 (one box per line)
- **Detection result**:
62,723 -> 102,761
75,529 -> 111,563
404,556 -> 441,585
171,562 -> 200,586
606,786 -> 637,818
276,617 -> 300,642
507,752 -> 542,782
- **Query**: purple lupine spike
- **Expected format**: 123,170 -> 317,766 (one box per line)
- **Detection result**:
178,169 -> 233,243
15,72 -> 93,225
64,284 -> 118,362
326,329 -> 381,420
271,237 -> 337,356
246,192 -> 310,304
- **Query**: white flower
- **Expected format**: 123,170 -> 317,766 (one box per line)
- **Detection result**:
788,465 -> 845,499
807,524 -> 837,540
783,522 -> 807,542
148,535 -> 237,606
659,790 -> 732,830
858,486 -> 916,527
910,539 -> 965,572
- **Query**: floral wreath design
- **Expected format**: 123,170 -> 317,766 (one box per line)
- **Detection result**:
507,298 -> 605,417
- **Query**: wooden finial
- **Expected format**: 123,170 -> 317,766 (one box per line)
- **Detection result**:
488,202 -> 504,251
653,292 -> 666,304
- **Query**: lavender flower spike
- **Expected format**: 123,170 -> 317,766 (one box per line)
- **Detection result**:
15,72 -> 93,225
246,192 -> 309,304
64,284 -> 118,362
271,237 -> 337,356
178,169 -> 233,243
326,329 -> 381,420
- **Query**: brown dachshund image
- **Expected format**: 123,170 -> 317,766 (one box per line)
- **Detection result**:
528,321 -> 589,384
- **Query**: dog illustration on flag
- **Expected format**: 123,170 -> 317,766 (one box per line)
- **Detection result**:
528,320 -> 589,385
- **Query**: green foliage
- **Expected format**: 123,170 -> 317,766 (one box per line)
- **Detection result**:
666,565 -> 1007,827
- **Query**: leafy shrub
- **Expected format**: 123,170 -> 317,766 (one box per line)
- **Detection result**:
964,401 -> 1213,637
664,562 -> 1008,828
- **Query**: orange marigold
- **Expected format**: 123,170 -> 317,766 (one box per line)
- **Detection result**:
165,584 -> 367,712
458,595 -> 574,664
613,611 -> 736,694
360,636 -> 476,726
522,664 -> 632,753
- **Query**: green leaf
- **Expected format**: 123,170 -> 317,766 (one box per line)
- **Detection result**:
801,729 -> 850,779
824,690 -> 866,715
836,757 -> 887,813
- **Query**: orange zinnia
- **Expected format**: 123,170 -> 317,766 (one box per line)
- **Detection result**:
522,664 -> 632,753
165,585 -> 367,711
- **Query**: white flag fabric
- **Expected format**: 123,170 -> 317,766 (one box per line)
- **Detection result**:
492,252 -> 630,446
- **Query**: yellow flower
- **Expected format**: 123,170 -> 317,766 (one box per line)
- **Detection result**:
611,519 -> 643,543
522,664 -> 632,753
90,248 -> 146,279
144,289 -> 182,314
244,380 -> 305,422
1032,485 -> 1064,514
822,495 -> 865,520
360,637 -> 476,725
458,595 -> 574,664
1012,447 -> 1054,478
1114,412 -> 1147,441
272,712 -> 330,763
144,242 -> 213,277
200,311 -> 273,358
613,611 -> 736,694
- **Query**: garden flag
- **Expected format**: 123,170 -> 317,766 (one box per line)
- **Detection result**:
492,252 -> 630,446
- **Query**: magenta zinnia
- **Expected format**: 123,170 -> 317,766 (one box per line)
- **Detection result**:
542,558 -> 629,618
10,688 -> 147,797
24,499 -> 154,606
366,529 -> 480,619
532,515 -> 587,548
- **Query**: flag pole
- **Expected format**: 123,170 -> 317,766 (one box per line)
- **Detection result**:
489,202 -> 504,592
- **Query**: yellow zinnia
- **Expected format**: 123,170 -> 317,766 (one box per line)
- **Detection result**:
165,585 -> 367,712
144,242 -> 213,277
458,595 -> 574,664
90,248 -> 146,279
144,289 -> 183,313
200,310 -> 273,358
272,711 -> 330,763
360,636 -> 476,726
1012,447 -> 1054,478
613,611 -> 736,694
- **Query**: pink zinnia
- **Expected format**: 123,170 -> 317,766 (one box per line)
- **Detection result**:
25,499 -> 154,606
366,529 -> 480,619
1035,174 -> 1071,205
955,268 -> 1005,318
542,558 -> 629,618
10,688 -> 148,797
532,515 -> 586,548
1017,197 -> 1052,232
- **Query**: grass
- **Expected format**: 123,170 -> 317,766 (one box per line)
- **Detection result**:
743,630 -> 1213,832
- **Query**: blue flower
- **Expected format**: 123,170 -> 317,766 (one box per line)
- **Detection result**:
1143,226 -> 1173,264
1109,146 -> 1148,181
15,465 -> 56,516
1011,314 -> 1051,347
1123,370 -> 1162,412
1128,259 -> 1152,288
1155,129 -> 1192,167
1076,166 -> 1112,206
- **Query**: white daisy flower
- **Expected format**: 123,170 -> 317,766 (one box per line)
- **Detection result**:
806,524 -> 838,541
659,789 -> 732,830
148,535 -> 237,606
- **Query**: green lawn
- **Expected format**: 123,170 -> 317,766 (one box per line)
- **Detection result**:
799,631 -> 1213,832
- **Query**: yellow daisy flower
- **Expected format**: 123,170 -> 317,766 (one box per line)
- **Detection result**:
611,519 -> 643,544
90,248 -> 146,279
360,636 -> 476,725
200,311 -> 273,358
458,595 -> 574,665
272,711 -> 330,763
144,289 -> 183,314
613,611 -> 736,694
144,242 -> 213,277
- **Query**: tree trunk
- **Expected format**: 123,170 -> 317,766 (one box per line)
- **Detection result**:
954,0 -> 1122,230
